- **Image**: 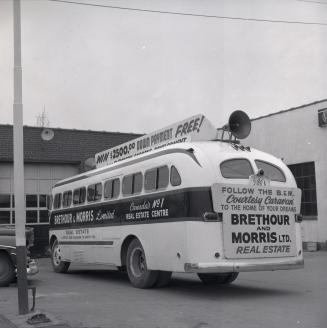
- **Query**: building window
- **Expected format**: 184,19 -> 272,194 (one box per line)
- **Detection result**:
0,211 -> 10,224
0,194 -> 11,208
39,210 -> 49,223
39,194 -> 47,208
26,210 -> 38,223
26,194 -> 38,207
0,193 -> 50,225
288,162 -> 318,218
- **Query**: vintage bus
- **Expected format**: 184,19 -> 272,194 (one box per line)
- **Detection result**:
49,112 -> 303,288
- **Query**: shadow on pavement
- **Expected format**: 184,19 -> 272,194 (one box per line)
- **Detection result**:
28,267 -> 302,300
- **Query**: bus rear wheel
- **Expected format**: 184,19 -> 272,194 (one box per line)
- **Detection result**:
51,239 -> 70,273
126,239 -> 158,289
197,272 -> 239,285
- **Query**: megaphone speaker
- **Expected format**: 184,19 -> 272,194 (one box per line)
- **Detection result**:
228,110 -> 251,139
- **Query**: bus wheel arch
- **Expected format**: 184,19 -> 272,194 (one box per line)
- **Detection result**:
50,239 -> 70,273
120,235 -> 138,268
49,235 -> 57,250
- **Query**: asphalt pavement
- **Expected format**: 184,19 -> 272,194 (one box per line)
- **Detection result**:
0,251 -> 326,328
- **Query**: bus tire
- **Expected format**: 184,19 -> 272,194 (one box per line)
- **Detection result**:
126,239 -> 158,289
51,239 -> 70,273
0,252 -> 15,287
155,271 -> 172,288
197,272 -> 239,285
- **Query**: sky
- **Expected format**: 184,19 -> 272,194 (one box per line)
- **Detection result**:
0,0 -> 327,134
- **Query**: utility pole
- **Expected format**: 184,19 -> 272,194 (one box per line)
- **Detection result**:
13,0 -> 29,315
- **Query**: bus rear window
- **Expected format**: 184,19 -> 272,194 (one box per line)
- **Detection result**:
220,159 -> 253,179
255,160 -> 286,182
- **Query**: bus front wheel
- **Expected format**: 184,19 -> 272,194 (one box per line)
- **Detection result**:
51,239 -> 70,273
126,239 -> 158,288
197,272 -> 239,285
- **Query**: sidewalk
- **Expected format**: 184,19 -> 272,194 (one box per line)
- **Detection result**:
0,312 -> 72,328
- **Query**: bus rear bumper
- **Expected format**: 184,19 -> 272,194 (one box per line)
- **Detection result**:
184,257 -> 304,273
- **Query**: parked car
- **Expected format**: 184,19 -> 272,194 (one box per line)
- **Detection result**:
0,226 -> 38,287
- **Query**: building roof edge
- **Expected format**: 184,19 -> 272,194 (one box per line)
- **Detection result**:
251,98 -> 327,121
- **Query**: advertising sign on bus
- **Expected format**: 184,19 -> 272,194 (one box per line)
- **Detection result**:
95,114 -> 218,168
212,183 -> 302,259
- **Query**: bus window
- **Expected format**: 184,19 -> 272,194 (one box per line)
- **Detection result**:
80,187 -> 86,204
255,160 -> 286,182
88,183 -> 102,202
53,193 -> 62,209
133,173 -> 143,194
87,185 -> 95,202
170,166 -> 181,186
220,159 -> 254,179
145,168 -> 157,191
112,179 -> 120,198
158,166 -> 169,189
73,188 -> 80,205
104,179 -> 120,199
122,175 -> 133,195
94,183 -> 102,201
74,187 -> 86,204
63,191 -> 72,208
104,180 -> 113,199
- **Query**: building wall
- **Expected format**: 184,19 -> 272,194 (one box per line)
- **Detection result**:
0,162 -> 78,255
245,100 -> 327,248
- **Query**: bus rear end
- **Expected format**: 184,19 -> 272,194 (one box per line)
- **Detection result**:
184,144 -> 303,275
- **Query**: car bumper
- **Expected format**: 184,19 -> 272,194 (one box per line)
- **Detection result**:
184,257 -> 304,273
27,259 -> 39,275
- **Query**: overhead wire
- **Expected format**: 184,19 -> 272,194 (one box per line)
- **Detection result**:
49,0 -> 327,27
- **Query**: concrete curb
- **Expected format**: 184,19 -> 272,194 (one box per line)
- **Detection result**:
1,311 -> 72,328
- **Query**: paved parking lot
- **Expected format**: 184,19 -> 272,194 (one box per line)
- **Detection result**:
1,252 -> 326,328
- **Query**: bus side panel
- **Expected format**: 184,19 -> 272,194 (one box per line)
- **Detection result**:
186,222 -> 223,264
144,222 -> 188,272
